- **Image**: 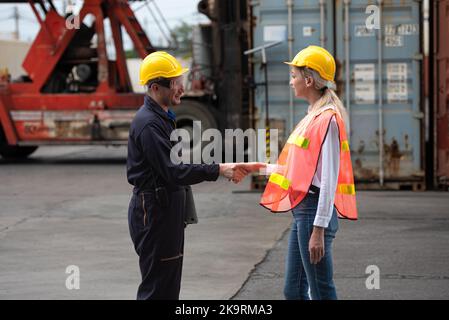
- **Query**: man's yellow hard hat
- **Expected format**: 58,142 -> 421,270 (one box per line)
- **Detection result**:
139,51 -> 189,85
285,45 -> 336,82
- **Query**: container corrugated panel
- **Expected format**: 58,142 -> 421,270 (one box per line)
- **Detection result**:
436,0 -> 449,184
251,0 -> 423,186
335,0 -> 423,183
252,0 -> 334,132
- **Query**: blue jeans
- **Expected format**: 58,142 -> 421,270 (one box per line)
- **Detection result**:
284,192 -> 339,300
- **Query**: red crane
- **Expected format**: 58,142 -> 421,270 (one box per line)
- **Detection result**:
0,0 -> 250,160
0,0 -> 155,158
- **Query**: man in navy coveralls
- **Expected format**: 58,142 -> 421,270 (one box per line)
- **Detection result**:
127,51 -> 262,299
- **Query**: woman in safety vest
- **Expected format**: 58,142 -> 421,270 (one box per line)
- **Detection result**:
260,45 -> 358,300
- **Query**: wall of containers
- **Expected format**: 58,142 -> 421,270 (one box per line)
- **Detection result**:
434,0 -> 449,189
249,0 -> 448,189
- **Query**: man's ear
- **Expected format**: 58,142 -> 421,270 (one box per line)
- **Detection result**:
150,84 -> 159,94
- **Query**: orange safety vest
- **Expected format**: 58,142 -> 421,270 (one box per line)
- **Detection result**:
260,108 -> 358,220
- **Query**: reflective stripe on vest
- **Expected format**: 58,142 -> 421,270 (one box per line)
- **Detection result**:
287,135 -> 310,149
337,183 -> 356,195
269,173 -> 291,190
341,140 -> 350,152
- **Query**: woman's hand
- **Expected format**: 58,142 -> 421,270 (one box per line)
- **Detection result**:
237,162 -> 267,174
219,163 -> 251,183
219,162 -> 267,184
232,162 -> 267,183
309,226 -> 325,264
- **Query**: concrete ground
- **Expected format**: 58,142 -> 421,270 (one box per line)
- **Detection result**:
1,146 -> 448,300
0,146 -> 290,299
234,191 -> 449,300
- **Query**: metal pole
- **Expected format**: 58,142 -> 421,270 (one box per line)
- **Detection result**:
377,0 -> 384,187
262,48 -> 270,163
287,0 -> 294,132
243,41 -> 283,164
248,2 -> 255,132
14,6 -> 19,40
344,0 -> 351,141
431,0 -> 438,188
319,0 -> 326,47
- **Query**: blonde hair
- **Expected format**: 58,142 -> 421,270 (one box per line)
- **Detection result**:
294,67 -> 349,136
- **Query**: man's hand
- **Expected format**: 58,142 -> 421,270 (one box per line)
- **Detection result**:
309,226 -> 325,264
219,163 -> 233,180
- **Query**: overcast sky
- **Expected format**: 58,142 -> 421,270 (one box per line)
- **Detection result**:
0,0 -> 208,48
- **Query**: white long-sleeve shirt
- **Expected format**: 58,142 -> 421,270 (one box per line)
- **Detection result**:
265,106 -> 340,228
311,113 -> 340,228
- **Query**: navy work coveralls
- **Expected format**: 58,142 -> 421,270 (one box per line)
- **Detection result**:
127,95 -> 219,300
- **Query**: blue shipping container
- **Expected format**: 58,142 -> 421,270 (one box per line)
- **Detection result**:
251,0 -> 423,186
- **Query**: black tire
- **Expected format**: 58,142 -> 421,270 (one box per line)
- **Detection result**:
0,145 -> 38,160
173,100 -> 217,131
0,128 -> 38,159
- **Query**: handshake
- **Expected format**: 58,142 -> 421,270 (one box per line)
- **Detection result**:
218,162 -> 267,184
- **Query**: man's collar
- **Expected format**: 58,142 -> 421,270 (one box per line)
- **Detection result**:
167,109 -> 176,122
144,95 -> 176,122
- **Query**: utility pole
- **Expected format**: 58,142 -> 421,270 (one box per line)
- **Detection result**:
143,17 -> 148,34
13,6 -> 19,40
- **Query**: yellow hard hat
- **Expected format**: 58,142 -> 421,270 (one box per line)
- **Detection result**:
139,51 -> 189,85
285,45 -> 336,82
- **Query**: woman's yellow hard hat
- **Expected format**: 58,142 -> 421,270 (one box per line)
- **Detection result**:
139,51 -> 189,85
285,45 -> 336,82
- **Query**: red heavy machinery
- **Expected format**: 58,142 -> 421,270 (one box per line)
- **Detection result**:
0,0 -> 251,159
0,0 -> 151,158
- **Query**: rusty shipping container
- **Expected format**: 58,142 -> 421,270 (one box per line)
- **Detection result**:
433,0 -> 449,188
250,0 -> 427,189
